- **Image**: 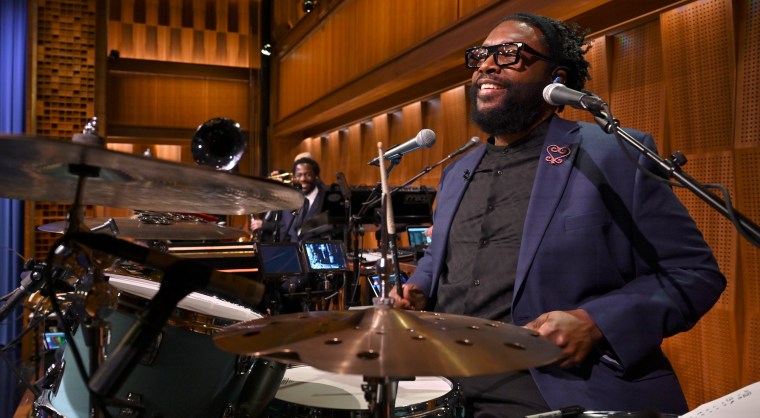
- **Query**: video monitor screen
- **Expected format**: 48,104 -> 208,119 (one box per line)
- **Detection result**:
303,241 -> 348,271
43,332 -> 67,351
406,226 -> 432,247
257,243 -> 303,277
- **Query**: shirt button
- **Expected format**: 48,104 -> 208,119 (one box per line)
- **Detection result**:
474,280 -> 481,286
479,239 -> 488,247
496,170 -> 503,175
487,205 -> 494,212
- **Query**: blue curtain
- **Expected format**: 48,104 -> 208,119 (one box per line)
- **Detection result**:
0,0 -> 28,416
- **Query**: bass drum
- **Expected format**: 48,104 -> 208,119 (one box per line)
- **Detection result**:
35,274 -> 263,418
268,366 -> 460,417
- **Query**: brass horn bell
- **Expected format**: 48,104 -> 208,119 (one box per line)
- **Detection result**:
192,117 -> 246,171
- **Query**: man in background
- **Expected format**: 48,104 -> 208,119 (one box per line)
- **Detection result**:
251,156 -> 327,243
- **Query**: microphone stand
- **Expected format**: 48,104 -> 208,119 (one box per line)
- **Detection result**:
593,108 -> 760,248
362,146 -> 466,212
367,143 -> 401,418
337,176 -> 354,308
347,158 -> 401,306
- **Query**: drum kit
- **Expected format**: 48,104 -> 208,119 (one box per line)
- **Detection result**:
0,133 -> 563,418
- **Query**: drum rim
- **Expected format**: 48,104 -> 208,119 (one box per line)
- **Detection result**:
106,273 -> 260,335
272,365 -> 457,413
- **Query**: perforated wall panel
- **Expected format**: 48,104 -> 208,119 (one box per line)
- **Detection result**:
672,152 -> 736,309
744,314 -> 760,386
736,148 -> 760,386
735,0 -> 760,148
562,36 -> 607,124
610,20 -> 665,151
661,0 -> 734,152
32,0 -> 98,261
664,308 -> 738,407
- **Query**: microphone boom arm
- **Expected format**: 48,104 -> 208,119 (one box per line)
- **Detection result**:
594,109 -> 760,248
363,141 -> 473,209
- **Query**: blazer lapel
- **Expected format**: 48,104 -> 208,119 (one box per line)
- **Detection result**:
514,117 -> 582,296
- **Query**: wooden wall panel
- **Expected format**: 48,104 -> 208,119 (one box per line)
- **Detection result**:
345,124 -> 364,187
735,0 -> 760,149
562,35 -> 608,125
30,0 -> 99,260
277,0 -> 460,119
666,152 -> 739,406
609,22 -> 665,150
107,73 -> 249,132
107,0 -> 255,67
736,147 -> 760,386
661,0 -> 734,153
735,0 -> 760,386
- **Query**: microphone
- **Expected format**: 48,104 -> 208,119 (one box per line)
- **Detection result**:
368,129 -> 436,165
448,136 -> 480,159
543,83 -> 606,111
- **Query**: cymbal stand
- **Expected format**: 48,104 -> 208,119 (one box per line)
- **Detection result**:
41,119 -> 130,417
46,168 -> 120,418
363,376 -> 399,418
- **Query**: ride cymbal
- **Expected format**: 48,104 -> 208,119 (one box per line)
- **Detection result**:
213,305 -> 562,377
0,135 -> 303,215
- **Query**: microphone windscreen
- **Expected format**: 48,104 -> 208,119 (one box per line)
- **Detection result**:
417,129 -> 437,148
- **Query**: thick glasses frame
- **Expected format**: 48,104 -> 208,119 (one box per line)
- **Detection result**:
464,42 -> 554,69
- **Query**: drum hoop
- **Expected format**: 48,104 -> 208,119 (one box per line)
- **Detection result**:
274,366 -> 456,414
112,285 -> 244,335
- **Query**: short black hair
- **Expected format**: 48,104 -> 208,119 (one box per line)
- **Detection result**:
292,157 -> 320,177
501,13 -> 591,91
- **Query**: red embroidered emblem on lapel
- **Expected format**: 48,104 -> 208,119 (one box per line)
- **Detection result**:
545,145 -> 572,165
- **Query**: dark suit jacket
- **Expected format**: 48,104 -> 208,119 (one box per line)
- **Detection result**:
410,116 -> 726,413
276,181 -> 327,243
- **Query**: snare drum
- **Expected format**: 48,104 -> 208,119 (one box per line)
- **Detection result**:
268,366 -> 459,417
35,274 -> 262,418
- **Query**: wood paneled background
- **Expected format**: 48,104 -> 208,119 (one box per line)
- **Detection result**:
20,0 -> 760,411
266,0 -> 759,408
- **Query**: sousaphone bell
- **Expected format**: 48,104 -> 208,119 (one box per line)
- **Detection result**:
192,117 -> 246,171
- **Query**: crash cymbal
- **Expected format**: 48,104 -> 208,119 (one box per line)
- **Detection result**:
0,135 -> 303,215
213,304 -> 562,377
39,215 -> 251,240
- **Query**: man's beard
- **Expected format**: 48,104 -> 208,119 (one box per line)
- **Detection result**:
469,79 -> 547,136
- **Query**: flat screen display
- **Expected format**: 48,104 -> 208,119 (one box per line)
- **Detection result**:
257,243 -> 303,277
303,241 -> 348,271
406,225 -> 432,247
43,332 -> 67,351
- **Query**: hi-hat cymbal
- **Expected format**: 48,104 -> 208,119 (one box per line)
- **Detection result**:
0,135 -> 303,215
39,216 -> 251,240
213,305 -> 562,377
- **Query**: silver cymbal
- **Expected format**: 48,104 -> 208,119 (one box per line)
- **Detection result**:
0,135 -> 303,215
213,305 -> 562,377
39,216 -> 251,240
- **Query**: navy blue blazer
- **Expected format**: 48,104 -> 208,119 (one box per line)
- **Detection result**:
410,116 -> 726,413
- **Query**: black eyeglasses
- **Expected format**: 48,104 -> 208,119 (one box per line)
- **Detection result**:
464,42 -> 554,69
